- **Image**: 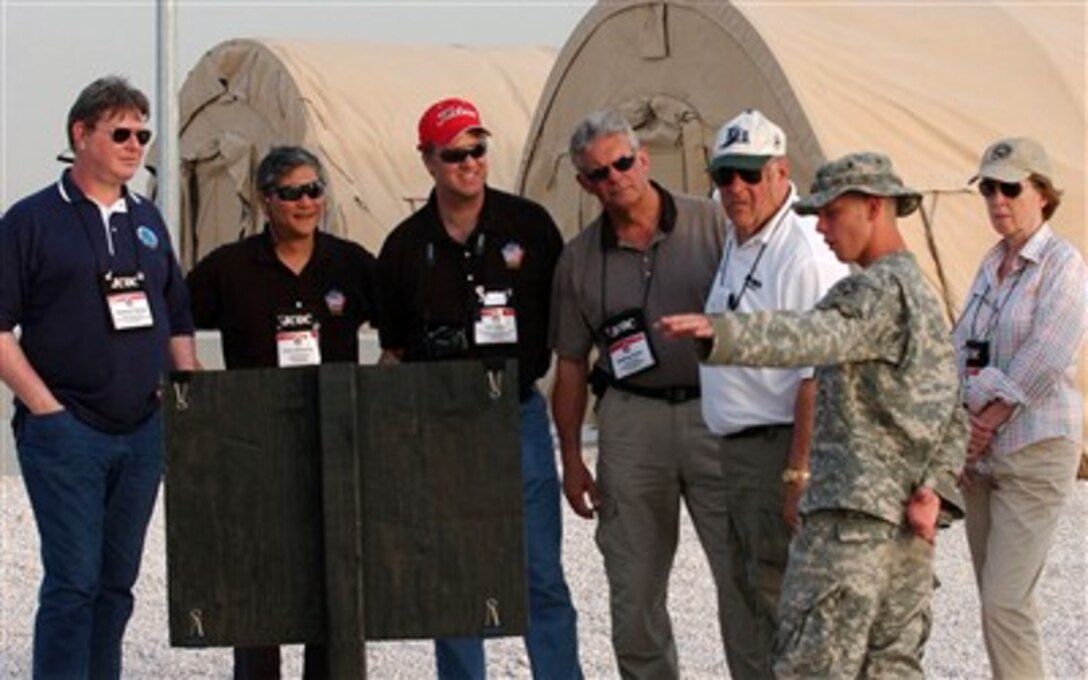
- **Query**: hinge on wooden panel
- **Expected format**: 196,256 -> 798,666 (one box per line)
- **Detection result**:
173,382 -> 190,411
170,371 -> 192,411
486,370 -> 503,401
484,597 -> 501,628
188,608 -> 205,639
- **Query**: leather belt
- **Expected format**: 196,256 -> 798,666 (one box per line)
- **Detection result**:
722,423 -> 792,439
610,382 -> 701,404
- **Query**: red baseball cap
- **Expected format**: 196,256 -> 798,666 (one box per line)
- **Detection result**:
417,97 -> 490,150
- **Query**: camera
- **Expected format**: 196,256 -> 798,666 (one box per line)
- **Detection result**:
424,325 -> 469,360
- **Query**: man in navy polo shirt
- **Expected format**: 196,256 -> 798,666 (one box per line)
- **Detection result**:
0,76 -> 196,678
377,97 -> 582,680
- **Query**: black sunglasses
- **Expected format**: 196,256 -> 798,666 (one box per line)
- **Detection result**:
709,166 -> 764,187
582,155 -> 637,183
270,181 -> 325,202
978,179 -> 1023,199
438,142 -> 488,164
107,127 -> 153,146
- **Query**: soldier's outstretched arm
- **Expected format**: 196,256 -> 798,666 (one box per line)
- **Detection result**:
699,277 -> 901,369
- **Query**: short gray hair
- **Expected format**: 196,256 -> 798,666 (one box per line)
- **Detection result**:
67,76 -> 150,150
568,110 -> 640,172
256,146 -> 326,195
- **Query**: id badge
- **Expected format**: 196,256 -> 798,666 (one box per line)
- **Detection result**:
602,308 -> 658,381
474,288 -> 518,345
276,311 -> 321,367
964,339 -> 990,377
101,271 -> 153,331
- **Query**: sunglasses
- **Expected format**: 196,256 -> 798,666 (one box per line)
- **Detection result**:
978,179 -> 1023,199
438,142 -> 488,164
581,154 -> 637,183
107,127 -> 153,146
270,181 -> 325,202
709,166 -> 764,187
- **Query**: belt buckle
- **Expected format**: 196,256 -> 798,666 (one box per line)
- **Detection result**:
664,386 -> 687,404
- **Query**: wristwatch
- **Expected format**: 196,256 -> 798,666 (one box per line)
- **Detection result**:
781,468 -> 810,484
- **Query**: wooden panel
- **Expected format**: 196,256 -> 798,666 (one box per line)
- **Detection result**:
352,361 -> 528,640
164,368 -> 325,648
164,361 -> 527,648
318,365 -> 366,677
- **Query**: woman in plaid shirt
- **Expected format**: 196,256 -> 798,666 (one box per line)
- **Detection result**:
953,137 -> 1087,679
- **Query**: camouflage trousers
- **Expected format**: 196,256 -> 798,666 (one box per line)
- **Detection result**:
773,510 -> 933,679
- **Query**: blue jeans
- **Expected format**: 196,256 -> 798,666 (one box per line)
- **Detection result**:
435,391 -> 582,679
15,408 -> 163,680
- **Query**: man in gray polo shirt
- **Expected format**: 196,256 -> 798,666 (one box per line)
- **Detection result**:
549,109 -> 731,679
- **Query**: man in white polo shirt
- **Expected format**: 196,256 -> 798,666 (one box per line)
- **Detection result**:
702,109 -> 848,678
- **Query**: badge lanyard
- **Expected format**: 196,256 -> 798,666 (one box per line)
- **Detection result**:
417,230 -> 489,355
957,264 -> 1026,379
597,236 -> 661,381
599,237 -> 658,327
73,197 -> 156,331
715,207 -> 788,311
455,232 -> 518,346
966,265 -> 1027,343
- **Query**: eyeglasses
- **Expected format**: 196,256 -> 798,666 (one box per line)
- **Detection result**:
270,181 -> 325,201
978,179 -> 1023,199
438,142 -> 488,164
709,166 -> 764,187
107,127 -> 153,146
581,155 -> 637,183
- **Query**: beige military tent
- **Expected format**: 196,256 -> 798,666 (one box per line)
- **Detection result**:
175,39 -> 556,269
517,0 -> 1086,452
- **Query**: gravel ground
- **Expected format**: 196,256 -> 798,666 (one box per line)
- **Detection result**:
2,461 -> 1086,679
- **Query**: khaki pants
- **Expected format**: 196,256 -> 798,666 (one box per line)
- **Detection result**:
964,437 -> 1080,680
718,424 -> 793,679
596,391 -> 731,680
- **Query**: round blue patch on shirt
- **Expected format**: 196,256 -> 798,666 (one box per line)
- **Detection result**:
137,225 -> 159,250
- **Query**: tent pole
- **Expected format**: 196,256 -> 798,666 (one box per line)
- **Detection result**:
156,0 -> 180,251
918,194 -> 957,326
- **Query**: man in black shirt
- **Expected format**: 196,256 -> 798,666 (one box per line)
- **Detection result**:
377,98 -> 582,680
186,145 -> 376,678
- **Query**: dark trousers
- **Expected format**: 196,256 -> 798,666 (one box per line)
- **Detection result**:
434,391 -> 582,679
234,644 -> 328,679
16,409 -> 163,680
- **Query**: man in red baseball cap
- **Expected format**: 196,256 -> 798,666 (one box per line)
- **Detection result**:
377,98 -> 583,679
416,97 -> 491,151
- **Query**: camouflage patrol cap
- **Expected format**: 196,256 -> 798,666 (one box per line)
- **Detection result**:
794,152 -> 922,217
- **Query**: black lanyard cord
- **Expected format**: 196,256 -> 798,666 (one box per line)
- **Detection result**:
968,265 -> 1027,341
421,230 -> 487,329
717,206 -> 790,311
599,236 -> 658,327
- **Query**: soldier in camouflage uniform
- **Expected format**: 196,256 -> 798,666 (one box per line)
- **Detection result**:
659,152 -> 967,678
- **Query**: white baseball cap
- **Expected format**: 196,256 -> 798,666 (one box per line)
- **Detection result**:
971,136 -> 1054,185
710,109 -> 787,171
